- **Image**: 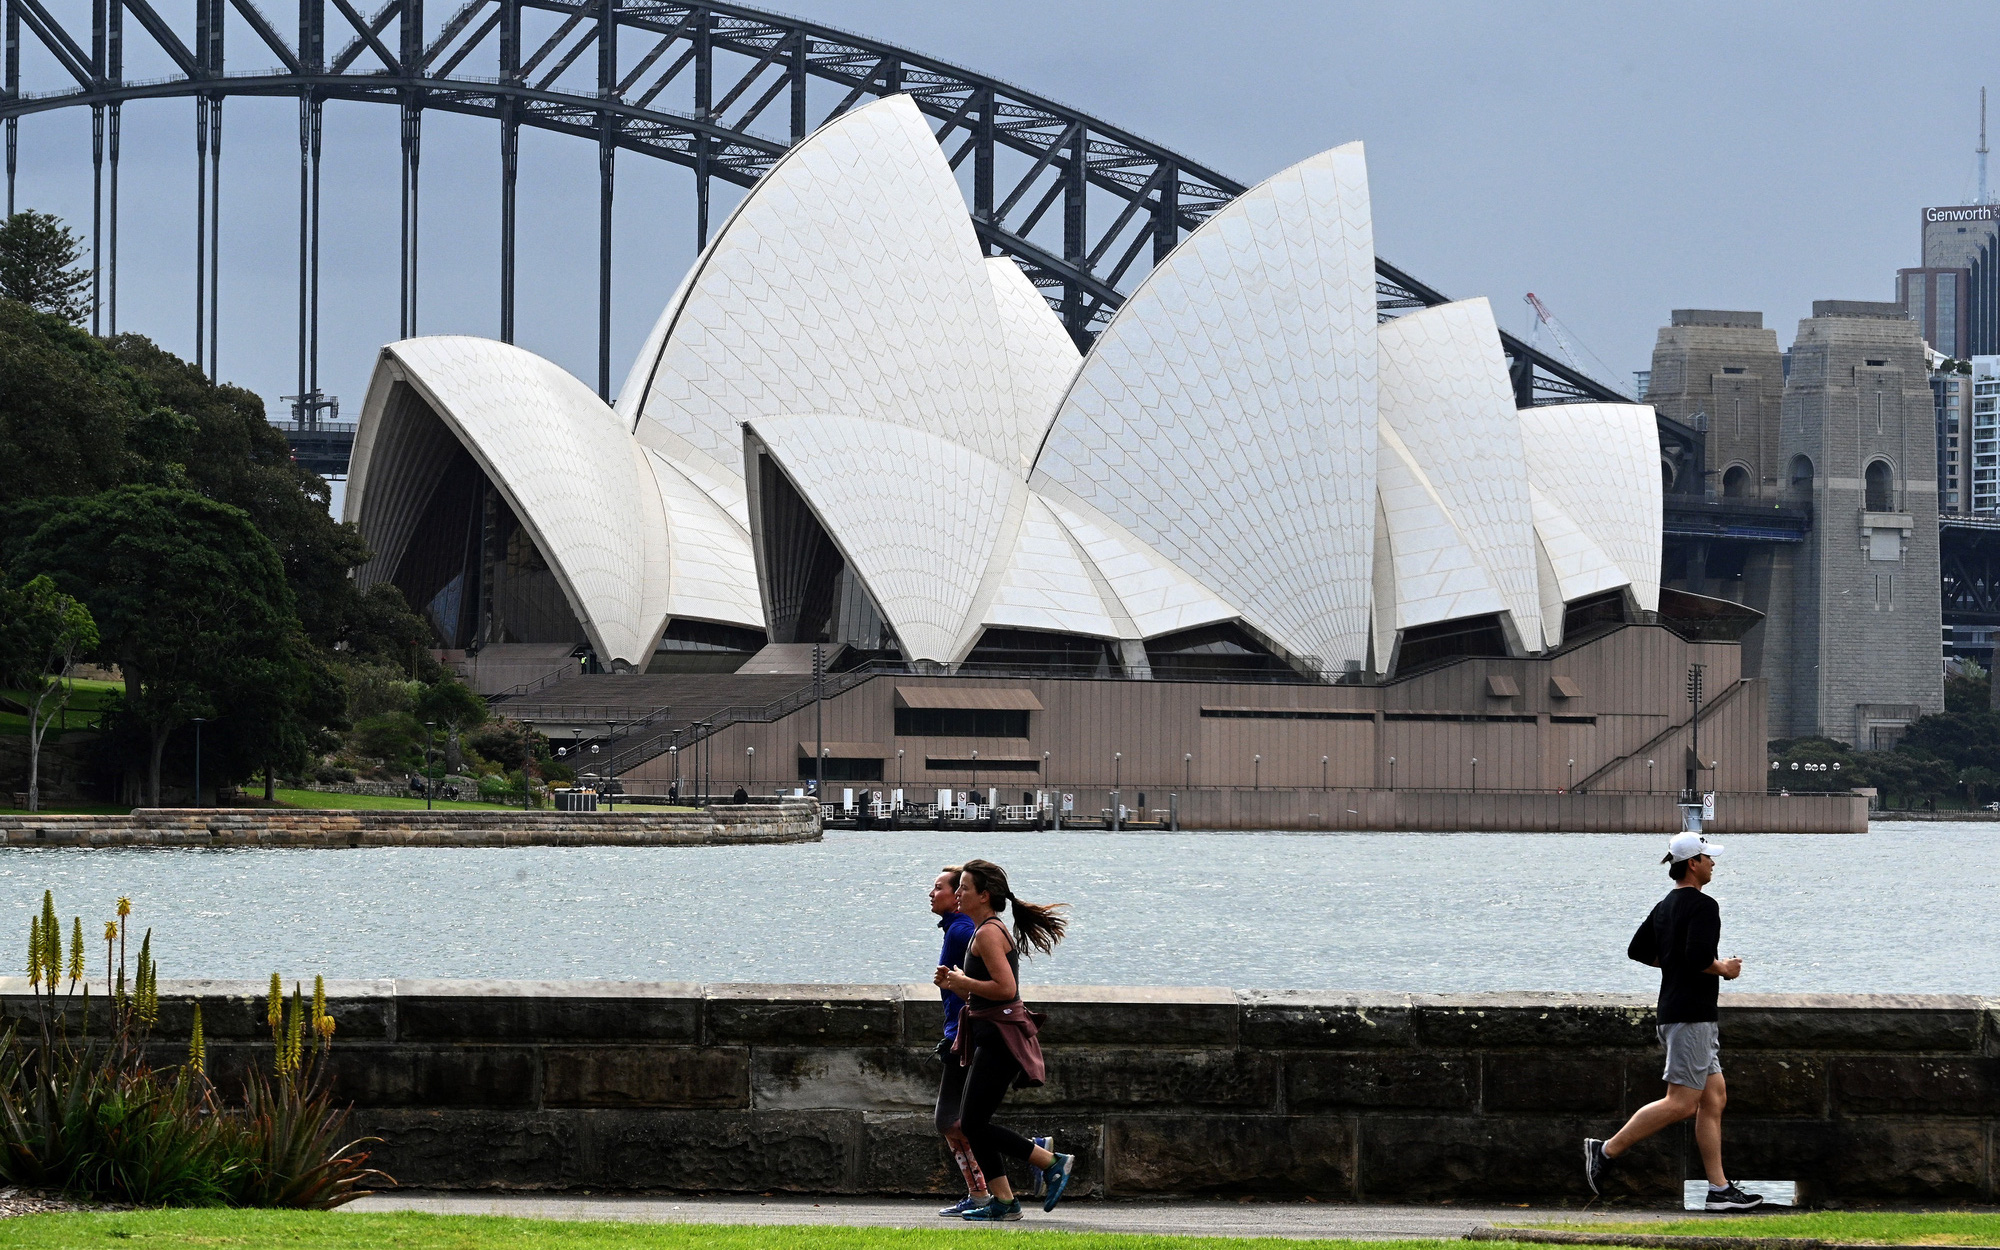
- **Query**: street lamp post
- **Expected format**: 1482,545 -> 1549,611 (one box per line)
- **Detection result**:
602,722 -> 616,811
1254,754 -> 1261,791
1043,751 -> 1051,828
1470,757 -> 1479,793
1184,752 -> 1192,790
746,745 -> 755,790
1321,755 -> 1328,791
191,717 -> 207,807
896,748 -> 904,789
1567,758 -> 1575,793
1113,751 -> 1122,831
1388,755 -> 1397,792
425,721 -> 436,810
669,745 -> 679,802
1647,758 -> 1655,794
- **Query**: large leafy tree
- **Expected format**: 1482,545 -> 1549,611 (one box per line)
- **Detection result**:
0,210 -> 92,324
0,573 -> 99,810
413,678 -> 487,773
6,486 -> 306,806
0,301 -> 188,505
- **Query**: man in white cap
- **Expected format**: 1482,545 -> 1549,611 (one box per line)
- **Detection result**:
1584,832 -> 1763,1211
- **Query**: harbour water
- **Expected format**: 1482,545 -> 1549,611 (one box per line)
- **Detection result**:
0,823 -> 1987,994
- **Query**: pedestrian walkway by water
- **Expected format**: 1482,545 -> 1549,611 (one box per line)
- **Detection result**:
0,823 -> 1988,992
343,1192 -> 1682,1240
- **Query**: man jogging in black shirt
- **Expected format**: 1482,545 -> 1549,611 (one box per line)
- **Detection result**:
1584,832 -> 1763,1212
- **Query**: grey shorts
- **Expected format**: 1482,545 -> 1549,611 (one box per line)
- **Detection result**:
1659,1021 -> 1722,1089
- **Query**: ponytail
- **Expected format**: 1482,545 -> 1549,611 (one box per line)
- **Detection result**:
960,858 -> 1068,955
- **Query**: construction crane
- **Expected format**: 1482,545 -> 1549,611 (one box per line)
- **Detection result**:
1524,293 -> 1582,372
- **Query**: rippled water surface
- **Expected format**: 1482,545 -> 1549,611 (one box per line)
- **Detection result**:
0,823 -> 1988,993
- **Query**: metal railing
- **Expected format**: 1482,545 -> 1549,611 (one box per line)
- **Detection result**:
483,660 -> 584,704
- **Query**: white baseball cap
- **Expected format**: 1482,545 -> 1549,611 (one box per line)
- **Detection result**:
1663,832 -> 1724,863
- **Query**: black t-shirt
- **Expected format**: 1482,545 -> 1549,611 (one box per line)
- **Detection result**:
1627,886 -> 1721,1023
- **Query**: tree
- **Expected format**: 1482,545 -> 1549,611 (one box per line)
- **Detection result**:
0,574 -> 98,810
413,679 -> 486,774
7,486 -> 305,806
0,211 -> 92,324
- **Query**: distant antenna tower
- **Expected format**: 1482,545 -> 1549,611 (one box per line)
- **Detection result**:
1982,87 -> 1993,204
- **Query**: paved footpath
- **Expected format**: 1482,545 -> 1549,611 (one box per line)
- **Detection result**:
346,1193 -> 1683,1241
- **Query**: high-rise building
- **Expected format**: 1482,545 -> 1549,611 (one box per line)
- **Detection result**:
1776,300 -> 1944,745
1973,356 -> 2000,514
1913,205 -> 2000,355
1933,357 -> 1972,515
1899,266 -> 1971,357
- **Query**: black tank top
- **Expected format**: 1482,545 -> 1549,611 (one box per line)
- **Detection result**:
964,917 -> 1019,1009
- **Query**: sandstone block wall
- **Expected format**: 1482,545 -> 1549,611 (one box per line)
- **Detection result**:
3,981 -> 1981,1202
0,800 -> 820,847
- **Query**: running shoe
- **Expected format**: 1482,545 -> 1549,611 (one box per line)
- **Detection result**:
938,1196 -> 987,1218
962,1197 -> 1023,1222
1029,1135 -> 1055,1198
1582,1138 -> 1612,1196
1041,1151 -> 1075,1212
1704,1183 -> 1765,1212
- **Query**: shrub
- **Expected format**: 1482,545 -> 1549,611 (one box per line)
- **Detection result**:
0,893 -> 388,1207
349,712 -> 423,767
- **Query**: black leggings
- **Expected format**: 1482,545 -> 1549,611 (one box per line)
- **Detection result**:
955,1022 -> 1037,1180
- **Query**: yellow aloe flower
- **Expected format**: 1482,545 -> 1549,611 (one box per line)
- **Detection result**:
187,1004 -> 206,1077
116,897 -> 130,918
67,918 -> 82,985
27,916 -> 41,988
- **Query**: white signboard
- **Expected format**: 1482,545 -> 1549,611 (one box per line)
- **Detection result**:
1061,793 -> 1074,812
1702,792 -> 1716,821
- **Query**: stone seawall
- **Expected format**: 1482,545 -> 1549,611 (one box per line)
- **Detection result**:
1152,789 -> 1865,833
0,800 -> 820,847
6,981 -> 1982,1201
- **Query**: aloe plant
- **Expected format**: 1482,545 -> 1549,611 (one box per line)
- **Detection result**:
0,894 -> 390,1207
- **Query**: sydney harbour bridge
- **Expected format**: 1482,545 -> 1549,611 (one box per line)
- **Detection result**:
10,0 -> 1997,650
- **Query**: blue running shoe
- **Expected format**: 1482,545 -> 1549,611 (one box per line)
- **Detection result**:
1029,1135 -> 1055,1198
1041,1151 -> 1075,1212
938,1195 -> 986,1218
962,1197 -> 1022,1222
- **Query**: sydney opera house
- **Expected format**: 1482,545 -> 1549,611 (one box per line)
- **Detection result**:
346,95 -> 1780,823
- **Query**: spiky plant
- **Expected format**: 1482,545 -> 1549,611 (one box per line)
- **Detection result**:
66,918 -> 82,986
266,972 -> 283,1044
37,891 -> 59,988
26,915 -> 42,989
185,1004 -> 205,1078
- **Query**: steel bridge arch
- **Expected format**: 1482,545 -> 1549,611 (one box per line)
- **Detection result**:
2,0 -> 1650,435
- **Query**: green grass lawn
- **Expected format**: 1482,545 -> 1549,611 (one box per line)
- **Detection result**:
0,679 -> 123,737
1516,1209 -> 2000,1243
0,1211 -> 1520,1249
271,787 -> 528,812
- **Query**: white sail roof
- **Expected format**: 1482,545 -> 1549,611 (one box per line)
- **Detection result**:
1376,299 -> 1543,652
985,257 -> 1082,471
349,336 -> 675,666
617,94 -> 1042,506
1516,402 -> 1663,612
1370,420 -> 1511,667
746,415 -> 1027,664
1030,141 -> 1379,673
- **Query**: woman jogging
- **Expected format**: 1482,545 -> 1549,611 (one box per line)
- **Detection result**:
932,858 -> 1076,1222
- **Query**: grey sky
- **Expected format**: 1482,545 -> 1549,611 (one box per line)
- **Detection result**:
9,0 -> 1999,435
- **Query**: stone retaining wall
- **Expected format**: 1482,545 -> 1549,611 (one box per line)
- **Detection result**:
7,982 -> 1980,1202
0,800 -> 820,847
